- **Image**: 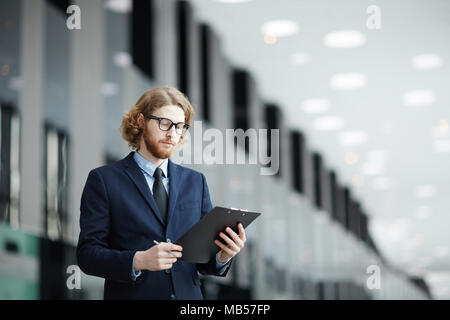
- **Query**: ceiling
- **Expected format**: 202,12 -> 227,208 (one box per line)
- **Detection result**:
188,0 -> 450,299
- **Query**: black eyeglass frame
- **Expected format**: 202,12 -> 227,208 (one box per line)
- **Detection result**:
145,115 -> 190,135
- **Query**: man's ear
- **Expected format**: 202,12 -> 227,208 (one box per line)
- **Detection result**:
137,113 -> 144,129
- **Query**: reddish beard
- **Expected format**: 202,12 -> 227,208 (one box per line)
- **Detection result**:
143,126 -> 175,159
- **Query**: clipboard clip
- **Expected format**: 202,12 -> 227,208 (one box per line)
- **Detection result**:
230,207 -> 249,212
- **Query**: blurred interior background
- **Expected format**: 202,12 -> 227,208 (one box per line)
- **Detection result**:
0,0 -> 449,299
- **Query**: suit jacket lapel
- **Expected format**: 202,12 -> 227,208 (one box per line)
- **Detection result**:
121,152 -> 165,227
166,159 -> 182,227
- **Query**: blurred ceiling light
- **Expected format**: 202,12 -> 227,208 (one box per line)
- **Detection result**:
105,0 -> 131,13
330,72 -> 367,89
263,34 -> 277,44
362,162 -> 383,176
366,150 -> 387,163
414,206 -> 433,219
301,98 -> 329,114
323,30 -> 367,48
372,176 -> 392,190
290,52 -> 310,65
338,130 -> 368,145
313,116 -> 344,131
415,184 -> 437,198
414,233 -> 425,245
261,20 -> 299,38
412,54 -> 443,70
100,82 -> 119,96
386,221 -> 407,241
113,52 -> 131,68
434,139 -> 450,153
345,151 -> 358,165
403,90 -> 435,106
433,120 -> 449,138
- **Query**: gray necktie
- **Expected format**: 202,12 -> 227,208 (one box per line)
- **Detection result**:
153,167 -> 168,224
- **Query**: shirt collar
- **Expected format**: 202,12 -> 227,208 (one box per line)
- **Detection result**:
133,151 -> 168,178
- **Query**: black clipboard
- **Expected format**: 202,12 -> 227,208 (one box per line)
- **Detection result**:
174,206 -> 261,263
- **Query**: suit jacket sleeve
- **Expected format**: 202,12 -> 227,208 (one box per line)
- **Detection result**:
76,169 -> 136,283
196,173 -> 232,277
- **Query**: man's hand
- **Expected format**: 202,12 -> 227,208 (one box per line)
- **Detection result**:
215,223 -> 246,264
134,242 -> 183,271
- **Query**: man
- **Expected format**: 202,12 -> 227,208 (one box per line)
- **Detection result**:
77,87 -> 246,300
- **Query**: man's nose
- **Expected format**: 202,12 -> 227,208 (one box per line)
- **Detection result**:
166,124 -> 177,137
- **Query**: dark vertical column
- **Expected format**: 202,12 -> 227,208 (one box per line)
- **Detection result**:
312,153 -> 323,210
199,24 -> 211,123
336,185 -> 347,229
131,0 -> 155,80
343,187 -> 351,231
365,214 -> 381,256
303,147 -> 315,204
39,239 -> 83,299
359,210 -> 367,245
43,124 -> 49,235
58,131 -> 69,234
264,103 -> 282,177
320,160 -> 332,216
317,281 -> 325,300
0,105 -> 12,223
348,198 -> 357,237
329,171 -> 338,222
47,0 -> 70,13
39,238 -> 65,299
232,69 -> 252,158
352,201 -> 361,240
409,277 -> 433,299
290,130 -> 305,194
232,69 -> 250,132
176,0 -> 191,96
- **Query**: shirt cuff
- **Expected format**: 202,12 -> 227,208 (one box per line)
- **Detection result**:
216,252 -> 231,268
131,252 -> 142,280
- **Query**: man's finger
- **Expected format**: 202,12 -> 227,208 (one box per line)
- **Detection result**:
219,232 -> 240,252
168,251 -> 182,258
170,244 -> 183,252
160,263 -> 175,270
238,223 -> 246,242
158,242 -> 182,251
160,257 -> 177,264
225,227 -> 244,248
215,240 -> 235,256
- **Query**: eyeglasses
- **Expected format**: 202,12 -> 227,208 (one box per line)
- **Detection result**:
146,115 -> 190,135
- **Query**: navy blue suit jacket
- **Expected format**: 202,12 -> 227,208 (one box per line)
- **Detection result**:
76,151 -> 231,300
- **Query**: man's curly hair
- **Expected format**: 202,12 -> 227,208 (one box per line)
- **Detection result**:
119,87 -> 195,150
